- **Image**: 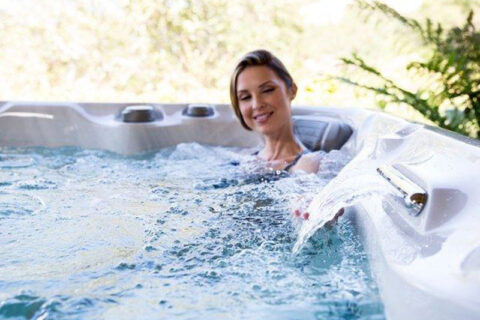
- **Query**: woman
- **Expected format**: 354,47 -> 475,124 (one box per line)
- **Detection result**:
230,50 -> 344,222
230,49 -> 321,174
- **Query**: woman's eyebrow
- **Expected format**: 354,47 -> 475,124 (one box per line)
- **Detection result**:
258,81 -> 274,88
237,81 -> 274,94
236,89 -> 249,96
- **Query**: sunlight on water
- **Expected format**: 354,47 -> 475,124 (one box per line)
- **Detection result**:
0,144 -> 385,320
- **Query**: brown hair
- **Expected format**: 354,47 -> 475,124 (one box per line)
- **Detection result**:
229,49 -> 295,130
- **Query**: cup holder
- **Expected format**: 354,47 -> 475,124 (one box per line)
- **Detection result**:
182,104 -> 215,117
119,105 -> 163,123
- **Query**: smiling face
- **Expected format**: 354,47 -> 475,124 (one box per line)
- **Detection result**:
236,66 -> 297,135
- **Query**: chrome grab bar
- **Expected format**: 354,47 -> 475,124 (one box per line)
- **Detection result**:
377,165 -> 428,216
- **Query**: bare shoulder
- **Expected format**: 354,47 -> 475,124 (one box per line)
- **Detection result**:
291,151 -> 323,174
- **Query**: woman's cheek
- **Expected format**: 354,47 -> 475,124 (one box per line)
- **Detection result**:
239,104 -> 251,120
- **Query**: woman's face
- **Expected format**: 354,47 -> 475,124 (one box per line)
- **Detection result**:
236,66 -> 296,135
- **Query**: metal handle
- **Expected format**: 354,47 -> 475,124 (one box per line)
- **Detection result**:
377,165 -> 428,216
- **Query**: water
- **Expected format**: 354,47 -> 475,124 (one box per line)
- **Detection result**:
0,143 -> 385,319
293,121 -> 431,253
293,162 -> 397,254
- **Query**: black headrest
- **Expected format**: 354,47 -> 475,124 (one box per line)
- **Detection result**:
293,115 -> 353,152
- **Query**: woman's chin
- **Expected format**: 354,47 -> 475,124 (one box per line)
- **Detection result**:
252,120 -> 290,136
255,125 -> 277,136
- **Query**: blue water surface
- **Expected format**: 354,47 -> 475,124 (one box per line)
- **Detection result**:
0,143 -> 384,319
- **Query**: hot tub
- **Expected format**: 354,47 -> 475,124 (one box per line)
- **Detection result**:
0,101 -> 479,319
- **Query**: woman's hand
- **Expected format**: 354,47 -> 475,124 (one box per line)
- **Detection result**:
290,195 -> 345,226
293,208 -> 310,220
289,195 -> 311,221
324,207 -> 345,228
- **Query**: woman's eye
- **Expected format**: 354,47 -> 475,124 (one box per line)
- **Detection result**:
239,95 -> 251,101
263,88 -> 274,93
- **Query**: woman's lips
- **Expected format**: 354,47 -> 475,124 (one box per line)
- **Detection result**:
253,111 -> 273,124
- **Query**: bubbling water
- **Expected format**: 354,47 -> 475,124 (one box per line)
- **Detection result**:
0,144 -> 384,319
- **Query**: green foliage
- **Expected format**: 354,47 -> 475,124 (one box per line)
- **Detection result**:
340,1 -> 480,138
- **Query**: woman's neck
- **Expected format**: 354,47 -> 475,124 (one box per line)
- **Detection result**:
260,128 -> 302,161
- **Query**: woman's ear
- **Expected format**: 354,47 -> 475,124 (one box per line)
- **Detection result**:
289,82 -> 298,101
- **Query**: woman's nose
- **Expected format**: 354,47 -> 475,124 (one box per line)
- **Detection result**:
252,96 -> 264,110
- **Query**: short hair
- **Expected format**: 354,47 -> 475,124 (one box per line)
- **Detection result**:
229,49 -> 295,130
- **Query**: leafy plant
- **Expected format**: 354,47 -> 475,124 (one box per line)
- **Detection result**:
339,1 -> 480,138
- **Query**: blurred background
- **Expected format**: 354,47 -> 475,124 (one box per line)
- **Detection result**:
1,0 -> 479,137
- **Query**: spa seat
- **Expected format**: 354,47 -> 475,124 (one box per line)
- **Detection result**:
293,115 -> 353,152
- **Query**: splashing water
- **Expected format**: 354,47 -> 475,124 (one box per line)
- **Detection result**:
0,144 -> 385,319
292,162 -> 396,253
292,120 -> 417,253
